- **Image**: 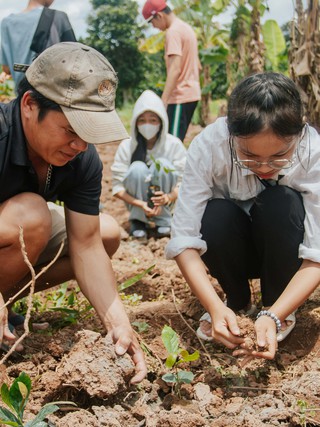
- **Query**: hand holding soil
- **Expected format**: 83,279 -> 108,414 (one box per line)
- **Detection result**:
232,315 -> 273,367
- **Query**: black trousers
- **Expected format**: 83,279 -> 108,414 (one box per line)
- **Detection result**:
167,101 -> 198,142
200,186 -> 305,311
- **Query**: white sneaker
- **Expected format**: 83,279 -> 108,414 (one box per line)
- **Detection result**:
132,229 -> 147,238
157,226 -> 171,236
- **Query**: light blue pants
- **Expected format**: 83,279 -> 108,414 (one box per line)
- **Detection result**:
123,159 -> 178,227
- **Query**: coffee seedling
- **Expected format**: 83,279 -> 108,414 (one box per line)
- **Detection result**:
161,325 -> 199,396
0,372 -> 76,426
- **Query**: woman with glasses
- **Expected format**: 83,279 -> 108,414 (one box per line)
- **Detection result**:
165,72 -> 320,361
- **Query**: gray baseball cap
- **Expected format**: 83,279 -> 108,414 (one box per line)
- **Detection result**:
26,42 -> 128,144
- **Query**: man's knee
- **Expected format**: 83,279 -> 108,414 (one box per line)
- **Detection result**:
0,193 -> 52,248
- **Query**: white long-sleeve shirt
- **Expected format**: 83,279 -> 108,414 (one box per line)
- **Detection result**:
166,117 -> 320,263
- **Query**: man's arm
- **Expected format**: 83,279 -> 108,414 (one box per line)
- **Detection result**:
161,54 -> 181,107
65,208 -> 147,383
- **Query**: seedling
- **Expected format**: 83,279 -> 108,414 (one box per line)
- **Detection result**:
132,321 -> 149,333
0,372 -> 76,426
161,325 -> 199,396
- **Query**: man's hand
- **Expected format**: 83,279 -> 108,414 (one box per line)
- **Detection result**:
109,324 -> 147,384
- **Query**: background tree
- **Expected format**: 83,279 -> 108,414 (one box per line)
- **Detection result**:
289,0 -> 320,128
84,0 -> 148,106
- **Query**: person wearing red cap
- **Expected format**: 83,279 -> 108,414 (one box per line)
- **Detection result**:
142,0 -> 201,142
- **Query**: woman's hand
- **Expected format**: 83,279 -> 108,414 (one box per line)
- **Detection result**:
232,316 -> 278,364
208,306 -> 245,349
141,201 -> 162,217
151,190 -> 170,207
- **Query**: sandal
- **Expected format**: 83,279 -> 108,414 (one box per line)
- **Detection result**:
277,312 -> 296,342
196,312 -> 214,341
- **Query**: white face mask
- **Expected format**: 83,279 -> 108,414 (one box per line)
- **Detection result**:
137,123 -> 160,140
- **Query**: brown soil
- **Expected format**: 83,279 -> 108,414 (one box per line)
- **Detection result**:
2,125 -> 320,427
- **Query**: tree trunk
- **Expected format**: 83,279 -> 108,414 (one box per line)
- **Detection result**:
200,64 -> 211,127
248,0 -> 265,73
289,0 -> 320,128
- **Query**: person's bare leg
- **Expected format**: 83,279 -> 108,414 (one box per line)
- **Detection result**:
3,212 -> 121,301
0,193 -> 52,297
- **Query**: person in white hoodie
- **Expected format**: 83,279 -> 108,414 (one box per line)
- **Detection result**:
111,90 -> 186,238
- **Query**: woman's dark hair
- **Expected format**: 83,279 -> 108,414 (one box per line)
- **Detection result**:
227,72 -> 304,138
17,76 -> 62,121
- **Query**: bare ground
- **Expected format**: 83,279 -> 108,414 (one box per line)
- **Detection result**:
1,125 -> 320,427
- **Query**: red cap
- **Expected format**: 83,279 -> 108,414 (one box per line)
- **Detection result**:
142,0 -> 167,22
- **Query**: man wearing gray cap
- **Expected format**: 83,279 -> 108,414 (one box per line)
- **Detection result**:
0,42 -> 147,383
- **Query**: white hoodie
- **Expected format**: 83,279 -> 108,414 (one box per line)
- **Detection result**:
111,90 -> 187,195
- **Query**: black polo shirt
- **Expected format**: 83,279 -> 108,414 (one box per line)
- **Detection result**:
0,99 -> 103,215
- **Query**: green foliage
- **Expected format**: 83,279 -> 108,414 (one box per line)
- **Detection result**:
161,325 -> 200,396
0,372 -> 75,426
132,321 -> 149,333
262,20 -> 286,70
84,0 -> 149,107
118,265 -> 155,292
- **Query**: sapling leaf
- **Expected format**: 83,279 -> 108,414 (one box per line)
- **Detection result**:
9,373 -> 31,418
165,353 -> 178,369
177,349 -> 200,364
25,422 -> 48,427
161,325 -> 180,354
25,403 -> 59,426
177,371 -> 195,384
0,406 -> 20,426
162,373 -> 177,383
163,167 -> 175,173
132,321 -> 149,333
1,384 -> 12,410
118,265 -> 155,292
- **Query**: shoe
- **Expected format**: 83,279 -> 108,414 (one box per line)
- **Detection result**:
277,312 -> 296,342
8,313 -> 25,328
156,226 -> 171,237
130,220 -> 147,239
196,312 -> 213,341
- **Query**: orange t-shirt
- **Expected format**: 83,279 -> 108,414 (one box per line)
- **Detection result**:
165,18 -> 201,104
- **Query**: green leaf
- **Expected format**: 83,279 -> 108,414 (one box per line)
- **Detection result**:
26,404 -> 59,426
118,265 -> 155,292
25,422 -> 48,427
1,384 -> 12,410
0,406 -> 20,426
132,321 -> 149,333
162,373 -> 177,383
262,20 -> 286,70
161,325 -> 180,354
177,370 -> 195,384
178,349 -> 200,363
165,353 -> 178,369
9,373 -> 31,419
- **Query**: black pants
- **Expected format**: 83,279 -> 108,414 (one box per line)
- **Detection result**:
200,186 -> 305,311
167,101 -> 198,142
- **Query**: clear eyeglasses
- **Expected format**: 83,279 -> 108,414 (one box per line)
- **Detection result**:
230,127 -> 307,171
233,157 -> 296,170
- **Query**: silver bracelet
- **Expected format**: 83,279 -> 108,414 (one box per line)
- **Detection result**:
256,310 -> 282,333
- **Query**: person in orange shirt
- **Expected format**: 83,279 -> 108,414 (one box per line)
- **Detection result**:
142,0 -> 201,142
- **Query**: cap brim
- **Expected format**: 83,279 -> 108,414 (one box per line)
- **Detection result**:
61,106 -> 129,144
